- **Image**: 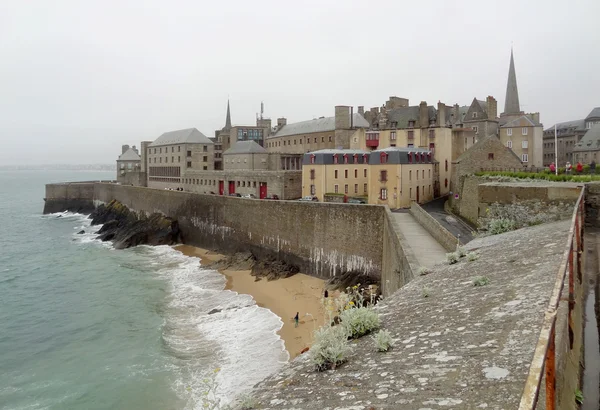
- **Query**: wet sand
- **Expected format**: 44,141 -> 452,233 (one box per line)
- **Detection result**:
175,245 -> 326,358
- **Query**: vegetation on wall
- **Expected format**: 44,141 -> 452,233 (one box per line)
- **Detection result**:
475,170 -> 600,182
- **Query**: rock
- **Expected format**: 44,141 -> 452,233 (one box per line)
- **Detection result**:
90,200 -> 181,249
77,230 -> 85,234
251,257 -> 299,281
208,252 -> 256,271
208,308 -> 222,315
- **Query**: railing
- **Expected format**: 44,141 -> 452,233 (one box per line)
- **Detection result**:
518,188 -> 585,409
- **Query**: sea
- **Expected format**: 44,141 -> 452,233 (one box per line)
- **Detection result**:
0,170 -> 287,410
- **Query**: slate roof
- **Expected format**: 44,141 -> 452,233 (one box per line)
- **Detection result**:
149,128 -> 213,147
455,135 -> 521,163
386,105 -> 436,128
118,148 -> 141,161
223,140 -> 267,155
303,149 -> 370,165
499,115 -> 540,127
544,119 -> 585,133
573,124 -> 600,152
586,107 -> 600,120
370,146 -> 432,165
271,114 -> 369,138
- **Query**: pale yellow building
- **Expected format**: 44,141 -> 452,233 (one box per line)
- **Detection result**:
301,149 -> 369,201
368,147 -> 434,209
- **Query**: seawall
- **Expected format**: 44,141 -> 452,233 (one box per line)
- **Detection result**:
44,183 -> 413,294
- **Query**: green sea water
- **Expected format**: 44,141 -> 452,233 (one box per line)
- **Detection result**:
0,171 -> 286,410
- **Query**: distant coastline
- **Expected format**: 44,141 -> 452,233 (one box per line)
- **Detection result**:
0,165 -> 115,171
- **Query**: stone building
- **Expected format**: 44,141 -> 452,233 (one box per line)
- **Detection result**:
368,147 -> 434,208
301,149 -> 370,201
146,128 -> 214,189
497,50 -> 544,168
116,144 -> 143,185
572,125 -> 600,164
265,106 -> 369,155
223,140 -> 268,171
462,96 -> 499,139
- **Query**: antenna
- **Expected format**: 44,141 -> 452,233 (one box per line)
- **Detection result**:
260,101 -> 264,120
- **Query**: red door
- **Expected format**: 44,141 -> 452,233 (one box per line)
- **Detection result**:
259,182 -> 267,199
219,181 -> 224,195
228,181 -> 235,194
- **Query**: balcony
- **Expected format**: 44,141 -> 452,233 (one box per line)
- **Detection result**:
366,139 -> 379,147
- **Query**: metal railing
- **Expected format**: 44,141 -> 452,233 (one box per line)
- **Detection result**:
518,188 -> 585,409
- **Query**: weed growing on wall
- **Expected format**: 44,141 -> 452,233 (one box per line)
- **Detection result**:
422,286 -> 431,298
446,252 -> 459,264
340,307 -> 381,338
475,170 -> 600,182
467,252 -> 479,262
478,201 -> 573,235
418,266 -> 432,276
473,276 -> 489,287
309,325 -> 352,371
373,329 -> 395,352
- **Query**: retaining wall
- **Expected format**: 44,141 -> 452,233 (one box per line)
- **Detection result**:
409,202 -> 457,252
381,207 -> 418,296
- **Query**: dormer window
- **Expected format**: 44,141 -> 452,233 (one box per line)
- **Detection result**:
380,152 -> 388,164
408,152 -> 413,163
473,112 -> 478,118
353,154 -> 359,164
310,154 -> 315,164
343,154 -> 349,164
408,120 -> 415,128
333,154 -> 339,164
363,154 -> 369,164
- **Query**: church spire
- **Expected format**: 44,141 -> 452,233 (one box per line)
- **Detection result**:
225,99 -> 232,130
503,48 -> 522,116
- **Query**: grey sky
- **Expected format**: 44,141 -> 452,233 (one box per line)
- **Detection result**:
1,0 -> 598,165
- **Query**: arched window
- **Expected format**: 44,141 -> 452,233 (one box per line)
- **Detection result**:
408,152 -> 413,164
427,153 -> 432,162
310,154 -> 315,164
445,159 -> 448,171
444,178 -> 448,187
333,154 -> 339,164
343,154 -> 349,164
380,152 -> 388,164
353,154 -> 359,164
363,154 -> 369,164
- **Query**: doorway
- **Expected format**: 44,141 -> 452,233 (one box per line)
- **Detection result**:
259,182 -> 267,199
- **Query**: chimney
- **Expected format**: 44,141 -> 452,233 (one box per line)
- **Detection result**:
335,106 -> 351,130
486,96 -> 497,119
122,144 -> 130,154
277,117 -> 287,129
437,102 -> 446,127
358,106 -> 364,115
531,112 -> 540,124
419,101 -> 429,128
350,106 -> 354,128
132,145 -> 138,154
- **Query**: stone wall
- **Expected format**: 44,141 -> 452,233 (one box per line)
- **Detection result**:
409,202 -> 457,252
43,181 -> 100,214
381,207 -> 418,296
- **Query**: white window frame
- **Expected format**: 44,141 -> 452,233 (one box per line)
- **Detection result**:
522,127 -> 528,135
472,112 -> 477,118
507,140 -> 513,148
334,184 -> 339,193
380,188 -> 388,200
522,140 -> 528,149
390,131 -> 397,140
507,128 -> 513,136
522,154 -> 529,163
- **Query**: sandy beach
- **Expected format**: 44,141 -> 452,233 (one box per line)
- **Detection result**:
175,245 -> 326,359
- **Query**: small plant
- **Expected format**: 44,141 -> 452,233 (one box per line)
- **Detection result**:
487,218 -> 518,235
418,266 -> 432,276
238,394 -> 260,410
575,389 -> 584,405
373,329 -> 395,352
340,306 -> 381,338
422,286 -> 431,298
309,325 -> 352,371
473,276 -> 489,287
467,252 -> 479,262
446,252 -> 459,264
456,246 -> 467,257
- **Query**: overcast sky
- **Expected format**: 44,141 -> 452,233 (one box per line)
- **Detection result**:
1,0 -> 599,165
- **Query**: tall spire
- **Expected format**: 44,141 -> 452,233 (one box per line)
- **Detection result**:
503,48 -> 522,116
225,99 -> 232,130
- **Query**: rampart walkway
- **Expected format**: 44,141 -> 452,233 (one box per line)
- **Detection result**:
247,220 -> 571,409
392,211 -> 447,268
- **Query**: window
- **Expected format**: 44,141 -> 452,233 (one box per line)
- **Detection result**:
488,153 -> 494,160
408,152 -> 413,163
344,170 -> 348,178
409,170 -> 412,180
334,184 -> 339,193
445,159 -> 448,171
363,154 -> 369,164
507,141 -> 512,148
408,120 -> 415,128
203,146 -> 208,152
203,156 -> 208,162
473,126 -> 478,134
522,128 -> 528,135
343,155 -> 348,164
314,138 -> 317,143
333,154 -> 339,164
416,169 -> 418,180
522,154 -> 529,162
429,169 -> 431,178
159,148 -> 162,153
522,140 -> 528,149
203,166 -> 207,170
187,150 -> 192,156
390,131 -> 397,140
429,129 -> 435,139
321,137 -> 324,142
310,185 -> 316,195
472,112 -> 478,118
380,170 -> 387,182
310,169 -> 315,179
171,156 -> 174,163
380,188 -> 388,200
310,154 -> 315,164
178,146 -> 181,152
294,140 -> 296,145
364,183 -> 368,193
364,169 -> 367,177
408,130 -> 414,139
354,184 -> 358,193
380,152 -> 388,164
444,178 -> 448,187
187,161 -> 192,168
335,170 -> 338,179
159,157 -> 162,163
354,169 -> 358,178
507,128 -> 513,136
344,184 -> 348,194
328,136 -> 332,142
354,154 -> 358,164
422,170 -> 425,179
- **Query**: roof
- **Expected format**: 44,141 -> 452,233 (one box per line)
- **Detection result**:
544,119 -> 585,133
503,49 -> 522,115
308,149 -> 368,155
302,149 -> 369,165
573,124 -> 600,152
586,107 -> 600,120
500,115 -> 540,127
386,105 -> 436,128
117,148 -> 141,161
455,135 -> 521,164
271,114 -> 369,138
149,128 -> 213,147
223,140 -> 267,155
370,147 -> 433,165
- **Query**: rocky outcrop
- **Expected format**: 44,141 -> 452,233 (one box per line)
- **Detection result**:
206,251 -> 300,281
90,200 -> 181,249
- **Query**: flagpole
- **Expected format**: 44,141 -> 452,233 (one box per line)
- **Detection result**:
554,124 -> 558,175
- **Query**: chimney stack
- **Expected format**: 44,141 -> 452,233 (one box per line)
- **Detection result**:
335,106 -> 351,130
132,145 -> 138,154
437,102 -> 446,127
277,117 -> 287,129
358,106 -> 364,115
122,144 -> 130,154
486,96 -> 498,119
419,101 -> 429,128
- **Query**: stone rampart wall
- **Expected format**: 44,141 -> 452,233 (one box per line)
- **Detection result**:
409,202 -> 457,252
44,181 -> 100,214
381,207 -> 418,296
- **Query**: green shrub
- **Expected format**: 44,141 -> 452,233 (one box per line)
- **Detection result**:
422,286 -> 431,298
373,329 -> 395,352
487,218 -> 518,235
456,246 -> 467,258
467,252 -> 479,261
340,306 -> 381,338
473,276 -> 489,286
238,394 -> 259,410
446,252 -> 459,264
309,325 -> 352,371
474,170 -> 600,182
418,266 -> 432,276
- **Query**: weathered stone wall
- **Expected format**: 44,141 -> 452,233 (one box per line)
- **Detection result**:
409,202 -> 457,251
92,184 -> 385,279
381,207 -> 418,296
43,181 -> 99,214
